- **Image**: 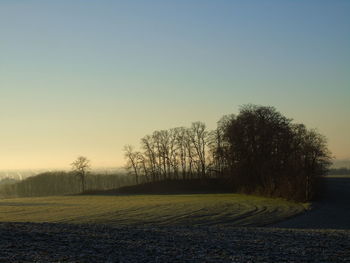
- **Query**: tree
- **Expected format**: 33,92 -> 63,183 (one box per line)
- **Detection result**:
141,135 -> 159,181
223,105 -> 293,193
188,122 -> 208,177
123,145 -> 141,184
209,114 -> 235,177
71,156 -> 91,192
289,124 -> 332,200
221,104 -> 331,201
122,104 -> 330,201
174,127 -> 189,180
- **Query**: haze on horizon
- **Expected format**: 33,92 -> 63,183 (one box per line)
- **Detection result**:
0,1 -> 349,170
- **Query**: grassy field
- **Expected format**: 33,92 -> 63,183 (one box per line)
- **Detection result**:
0,194 -> 308,227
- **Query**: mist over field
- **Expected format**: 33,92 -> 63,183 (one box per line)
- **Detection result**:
0,167 -> 125,180
332,159 -> 350,169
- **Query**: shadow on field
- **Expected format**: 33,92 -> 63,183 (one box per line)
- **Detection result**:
273,176 -> 350,229
82,178 -> 233,196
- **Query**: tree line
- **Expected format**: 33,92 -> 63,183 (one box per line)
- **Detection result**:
0,104 -> 331,201
124,104 -> 331,201
0,171 -> 133,198
123,121 -> 212,184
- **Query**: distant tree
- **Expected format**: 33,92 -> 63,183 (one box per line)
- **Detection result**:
0,171 -> 134,198
71,156 -> 91,192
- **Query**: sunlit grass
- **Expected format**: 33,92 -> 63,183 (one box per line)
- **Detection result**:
0,194 -> 307,227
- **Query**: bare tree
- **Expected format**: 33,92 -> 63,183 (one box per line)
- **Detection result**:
123,145 -> 142,184
189,122 -> 208,177
168,128 -> 179,179
71,156 -> 91,192
174,127 -> 188,179
141,135 -> 159,181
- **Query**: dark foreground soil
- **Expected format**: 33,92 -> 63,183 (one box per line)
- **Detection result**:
1,222 -> 349,263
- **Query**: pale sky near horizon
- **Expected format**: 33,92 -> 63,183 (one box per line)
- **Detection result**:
0,1 -> 349,169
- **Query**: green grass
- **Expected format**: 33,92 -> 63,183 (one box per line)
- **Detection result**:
0,194 -> 307,227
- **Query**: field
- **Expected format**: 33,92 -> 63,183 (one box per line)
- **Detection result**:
0,193 -> 307,226
1,189 -> 349,262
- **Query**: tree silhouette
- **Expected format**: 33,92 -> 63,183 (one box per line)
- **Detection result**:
123,104 -> 331,201
71,156 -> 91,193
124,145 -> 141,184
222,105 -> 331,201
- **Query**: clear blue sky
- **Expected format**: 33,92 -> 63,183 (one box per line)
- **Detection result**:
0,1 -> 349,169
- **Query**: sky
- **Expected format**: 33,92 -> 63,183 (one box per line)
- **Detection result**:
0,0 -> 349,170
